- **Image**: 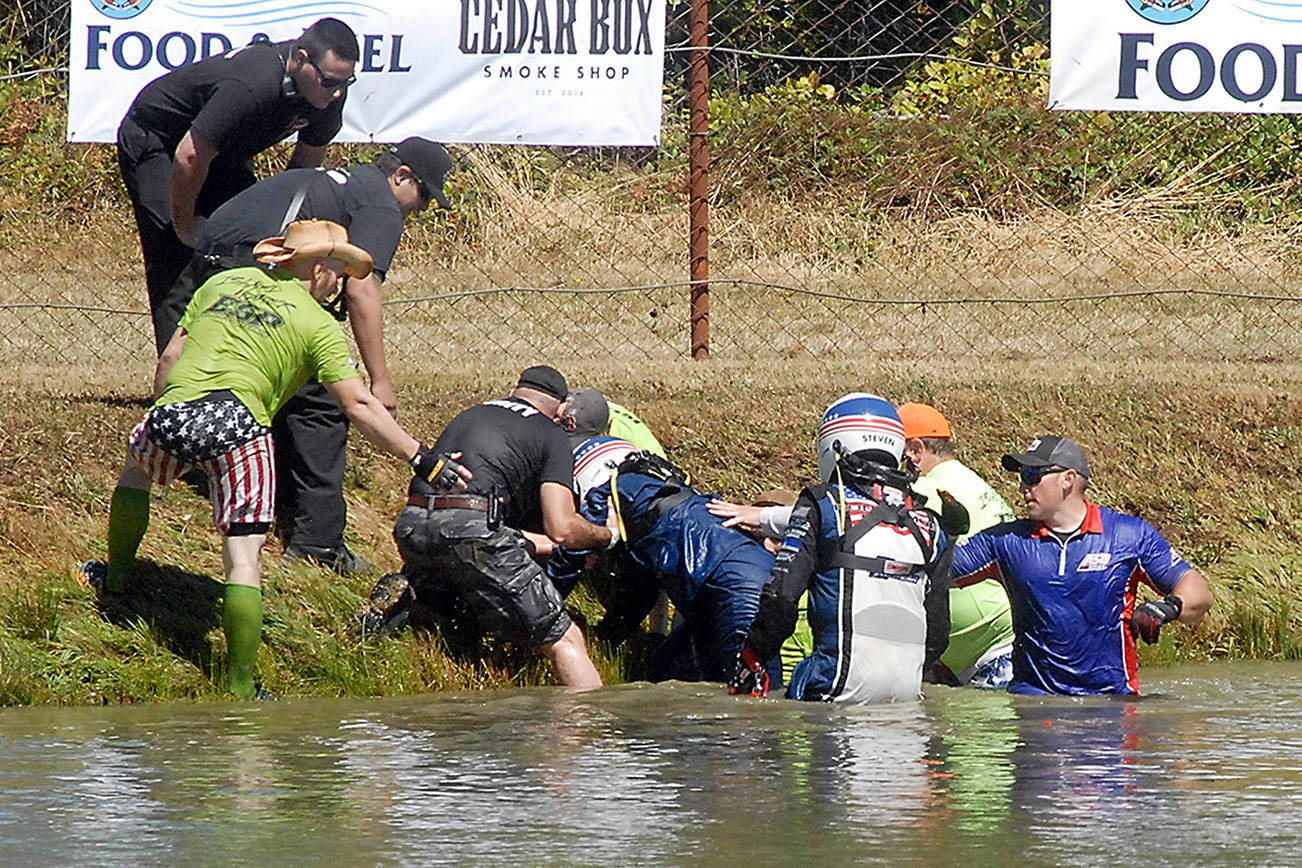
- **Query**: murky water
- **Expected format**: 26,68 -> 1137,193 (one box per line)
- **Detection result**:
1,661 -> 1299,865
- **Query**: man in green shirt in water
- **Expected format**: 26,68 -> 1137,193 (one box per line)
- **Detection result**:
77,220 -> 466,699
898,402 -> 1016,688
557,386 -> 672,635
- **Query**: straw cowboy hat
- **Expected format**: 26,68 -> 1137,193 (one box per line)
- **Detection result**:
252,219 -> 373,278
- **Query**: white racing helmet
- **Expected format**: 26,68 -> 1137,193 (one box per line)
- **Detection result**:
572,435 -> 640,501
816,393 -> 906,482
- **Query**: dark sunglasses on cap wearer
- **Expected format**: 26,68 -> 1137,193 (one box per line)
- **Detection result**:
307,53 -> 357,90
1019,465 -> 1069,488
406,169 -> 432,205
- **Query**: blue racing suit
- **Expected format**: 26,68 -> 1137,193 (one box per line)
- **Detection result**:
548,467 -> 774,683
744,477 -> 951,703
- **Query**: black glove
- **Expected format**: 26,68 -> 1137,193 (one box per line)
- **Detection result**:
727,645 -> 770,697
936,489 -> 970,538
1131,594 -> 1183,644
410,446 -> 467,490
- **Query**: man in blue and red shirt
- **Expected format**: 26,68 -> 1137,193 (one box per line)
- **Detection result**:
950,436 -> 1212,696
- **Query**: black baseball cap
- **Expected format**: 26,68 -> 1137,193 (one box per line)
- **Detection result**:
1001,435 -> 1091,478
391,137 -> 452,209
516,365 -> 568,401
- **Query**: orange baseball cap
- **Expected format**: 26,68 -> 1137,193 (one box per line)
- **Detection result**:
897,402 -> 952,439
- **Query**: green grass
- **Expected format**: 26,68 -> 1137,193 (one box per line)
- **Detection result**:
2,360 -> 1301,705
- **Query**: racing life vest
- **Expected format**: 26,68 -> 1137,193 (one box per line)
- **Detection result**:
609,451 -> 694,544
797,484 -> 941,704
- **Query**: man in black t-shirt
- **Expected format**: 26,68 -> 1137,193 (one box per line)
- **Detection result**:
161,138 -> 453,576
393,366 -> 618,688
117,17 -> 359,353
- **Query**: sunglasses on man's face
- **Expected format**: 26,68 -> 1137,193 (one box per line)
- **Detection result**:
1019,465 -> 1068,488
408,171 -> 432,204
307,54 -> 357,90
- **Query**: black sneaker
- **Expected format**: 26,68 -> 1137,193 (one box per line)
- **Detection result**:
356,572 -> 415,639
282,543 -> 374,577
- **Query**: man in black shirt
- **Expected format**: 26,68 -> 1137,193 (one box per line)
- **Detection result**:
393,366 -> 618,688
166,138 -> 453,575
117,17 -> 359,353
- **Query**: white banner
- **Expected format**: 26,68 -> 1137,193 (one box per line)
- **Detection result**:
1050,0 -> 1302,113
69,0 -> 666,145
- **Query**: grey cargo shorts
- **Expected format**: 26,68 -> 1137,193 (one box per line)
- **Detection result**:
393,505 -> 572,647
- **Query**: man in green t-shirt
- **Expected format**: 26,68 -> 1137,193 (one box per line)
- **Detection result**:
898,402 -> 1016,688
77,220 -> 466,699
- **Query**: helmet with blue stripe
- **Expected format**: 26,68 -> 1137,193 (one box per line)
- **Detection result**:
816,393 -> 906,482
572,435 -> 639,501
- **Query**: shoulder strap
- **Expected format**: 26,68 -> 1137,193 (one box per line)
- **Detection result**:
278,179 -> 313,232
611,451 -> 695,544
819,497 -> 934,573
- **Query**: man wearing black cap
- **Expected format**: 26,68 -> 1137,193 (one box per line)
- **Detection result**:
391,366 -> 619,687
162,137 -> 454,574
118,17 -> 360,355
949,435 -> 1212,696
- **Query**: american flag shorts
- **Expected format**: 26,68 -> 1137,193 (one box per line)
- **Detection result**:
127,410 -> 276,534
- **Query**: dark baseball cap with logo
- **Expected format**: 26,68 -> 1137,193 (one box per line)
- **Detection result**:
1001,435 -> 1092,478
391,137 -> 452,209
515,365 -> 568,401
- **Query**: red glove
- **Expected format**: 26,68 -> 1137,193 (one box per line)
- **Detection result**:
727,645 -> 770,697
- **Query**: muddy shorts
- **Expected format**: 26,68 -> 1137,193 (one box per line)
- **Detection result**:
127,398 -> 275,534
393,505 -> 572,647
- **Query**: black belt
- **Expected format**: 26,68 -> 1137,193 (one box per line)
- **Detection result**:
407,494 -> 489,512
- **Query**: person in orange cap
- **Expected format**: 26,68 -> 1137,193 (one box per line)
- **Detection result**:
897,403 -> 1016,539
897,402 -> 1017,687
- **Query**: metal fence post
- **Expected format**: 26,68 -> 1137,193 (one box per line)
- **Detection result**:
688,0 -> 710,360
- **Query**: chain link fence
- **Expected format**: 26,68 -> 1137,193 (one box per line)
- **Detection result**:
3,0 -> 1302,375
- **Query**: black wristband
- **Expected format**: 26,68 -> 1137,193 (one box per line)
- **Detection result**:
1162,593 -> 1184,620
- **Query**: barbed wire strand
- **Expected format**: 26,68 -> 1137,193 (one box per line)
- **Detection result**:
665,45 -> 1047,76
0,68 -> 65,81
5,284 -> 1301,318
5,48 -> 1046,82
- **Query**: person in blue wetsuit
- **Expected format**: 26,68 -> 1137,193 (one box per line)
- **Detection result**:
950,435 -> 1213,696
730,394 -> 955,704
548,436 -> 775,683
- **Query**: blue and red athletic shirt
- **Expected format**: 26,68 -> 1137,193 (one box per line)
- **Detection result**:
950,502 -> 1192,696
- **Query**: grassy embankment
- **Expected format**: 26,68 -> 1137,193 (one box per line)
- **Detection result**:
3,50 -> 1302,704
5,364 -> 1302,705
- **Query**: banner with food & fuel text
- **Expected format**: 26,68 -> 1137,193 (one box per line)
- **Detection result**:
1050,0 -> 1302,113
68,0 -> 666,145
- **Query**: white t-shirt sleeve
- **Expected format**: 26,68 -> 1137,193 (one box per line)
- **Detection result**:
759,504 -> 795,539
